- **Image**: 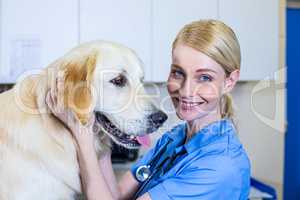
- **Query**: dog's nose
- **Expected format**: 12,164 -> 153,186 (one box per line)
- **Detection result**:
148,111 -> 168,126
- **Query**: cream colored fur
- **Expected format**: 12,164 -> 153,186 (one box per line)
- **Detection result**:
0,41 -> 157,200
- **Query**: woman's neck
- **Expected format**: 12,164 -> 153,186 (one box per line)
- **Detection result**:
185,113 -> 222,144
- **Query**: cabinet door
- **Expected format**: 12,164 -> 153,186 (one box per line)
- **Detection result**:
0,0 -> 78,83
219,0 -> 280,80
152,0 -> 218,82
80,0 -> 152,81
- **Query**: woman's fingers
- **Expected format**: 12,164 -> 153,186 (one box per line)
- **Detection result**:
56,74 -> 65,107
50,73 -> 65,111
47,90 -> 76,130
89,113 -> 101,134
87,113 -> 95,127
50,79 -> 57,106
46,91 -> 55,113
46,86 -> 96,135
46,90 -> 63,118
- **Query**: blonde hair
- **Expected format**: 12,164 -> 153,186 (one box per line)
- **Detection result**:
172,19 -> 241,119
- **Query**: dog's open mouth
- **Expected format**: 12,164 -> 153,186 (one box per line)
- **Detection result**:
95,112 -> 150,149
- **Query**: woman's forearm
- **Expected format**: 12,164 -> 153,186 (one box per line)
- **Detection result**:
99,152 -> 121,200
45,91 -> 123,199
75,127 -> 115,200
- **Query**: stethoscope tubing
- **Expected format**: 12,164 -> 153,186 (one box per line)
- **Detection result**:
134,140 -> 172,199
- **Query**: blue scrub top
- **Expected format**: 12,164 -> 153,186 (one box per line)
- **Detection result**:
131,119 -> 251,200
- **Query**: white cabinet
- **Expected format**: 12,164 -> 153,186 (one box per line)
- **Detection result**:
152,0 -> 219,82
219,0 -> 280,80
0,0 -> 78,83
152,0 -> 280,82
0,0 -> 280,83
80,0 -> 152,81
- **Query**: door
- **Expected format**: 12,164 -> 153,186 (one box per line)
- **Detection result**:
284,7 -> 300,200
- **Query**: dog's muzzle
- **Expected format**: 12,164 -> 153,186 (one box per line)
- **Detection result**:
146,111 -> 168,133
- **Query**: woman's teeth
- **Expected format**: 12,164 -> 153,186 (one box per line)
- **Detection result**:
182,102 -> 198,105
180,101 -> 204,109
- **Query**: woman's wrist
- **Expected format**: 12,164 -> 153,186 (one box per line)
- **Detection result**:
98,151 -> 112,170
71,126 -> 95,149
77,139 -> 114,200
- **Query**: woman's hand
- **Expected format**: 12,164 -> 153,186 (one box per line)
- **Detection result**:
44,75 -> 123,200
46,90 -> 116,200
45,87 -> 100,146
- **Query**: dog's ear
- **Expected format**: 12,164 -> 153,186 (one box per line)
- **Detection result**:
60,50 -> 98,125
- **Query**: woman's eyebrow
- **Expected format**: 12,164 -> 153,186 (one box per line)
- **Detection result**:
195,68 -> 217,74
172,64 -> 217,74
171,64 -> 183,69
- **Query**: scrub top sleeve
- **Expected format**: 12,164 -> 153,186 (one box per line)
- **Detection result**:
148,160 -> 242,200
130,134 -> 169,181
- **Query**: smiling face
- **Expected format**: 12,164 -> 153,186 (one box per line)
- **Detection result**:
168,20 -> 242,125
168,44 -> 233,122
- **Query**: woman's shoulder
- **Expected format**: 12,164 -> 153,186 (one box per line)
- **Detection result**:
191,143 -> 250,170
183,154 -> 250,186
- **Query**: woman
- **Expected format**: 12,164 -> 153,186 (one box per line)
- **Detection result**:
47,19 -> 250,200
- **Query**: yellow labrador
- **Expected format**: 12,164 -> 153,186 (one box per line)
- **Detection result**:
0,41 -> 167,200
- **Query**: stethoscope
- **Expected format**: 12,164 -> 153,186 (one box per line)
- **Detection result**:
133,140 -> 172,199
133,139 -> 186,199
135,140 -> 170,181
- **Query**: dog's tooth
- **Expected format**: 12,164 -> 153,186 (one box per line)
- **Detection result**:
130,135 -> 135,139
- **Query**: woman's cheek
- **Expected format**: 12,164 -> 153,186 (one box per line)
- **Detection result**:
195,83 -> 220,101
167,78 -> 181,93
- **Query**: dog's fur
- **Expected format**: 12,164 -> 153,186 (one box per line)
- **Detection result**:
0,41 -> 165,200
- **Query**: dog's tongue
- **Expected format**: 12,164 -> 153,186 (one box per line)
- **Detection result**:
136,135 -> 151,147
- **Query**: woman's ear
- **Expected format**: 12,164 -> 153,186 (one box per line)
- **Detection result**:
60,50 -> 98,125
223,69 -> 240,93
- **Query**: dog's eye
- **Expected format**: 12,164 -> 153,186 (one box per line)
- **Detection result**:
110,75 -> 127,87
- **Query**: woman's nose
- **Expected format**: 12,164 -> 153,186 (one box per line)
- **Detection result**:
179,79 -> 195,98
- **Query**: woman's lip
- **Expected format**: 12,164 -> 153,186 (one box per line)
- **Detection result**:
179,101 -> 204,111
179,101 -> 204,106
181,101 -> 203,104
174,97 -> 204,104
178,100 -> 205,108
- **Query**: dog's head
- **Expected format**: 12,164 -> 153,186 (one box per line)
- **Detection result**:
54,41 -> 167,149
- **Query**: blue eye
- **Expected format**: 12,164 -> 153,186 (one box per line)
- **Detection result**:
198,75 -> 212,82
